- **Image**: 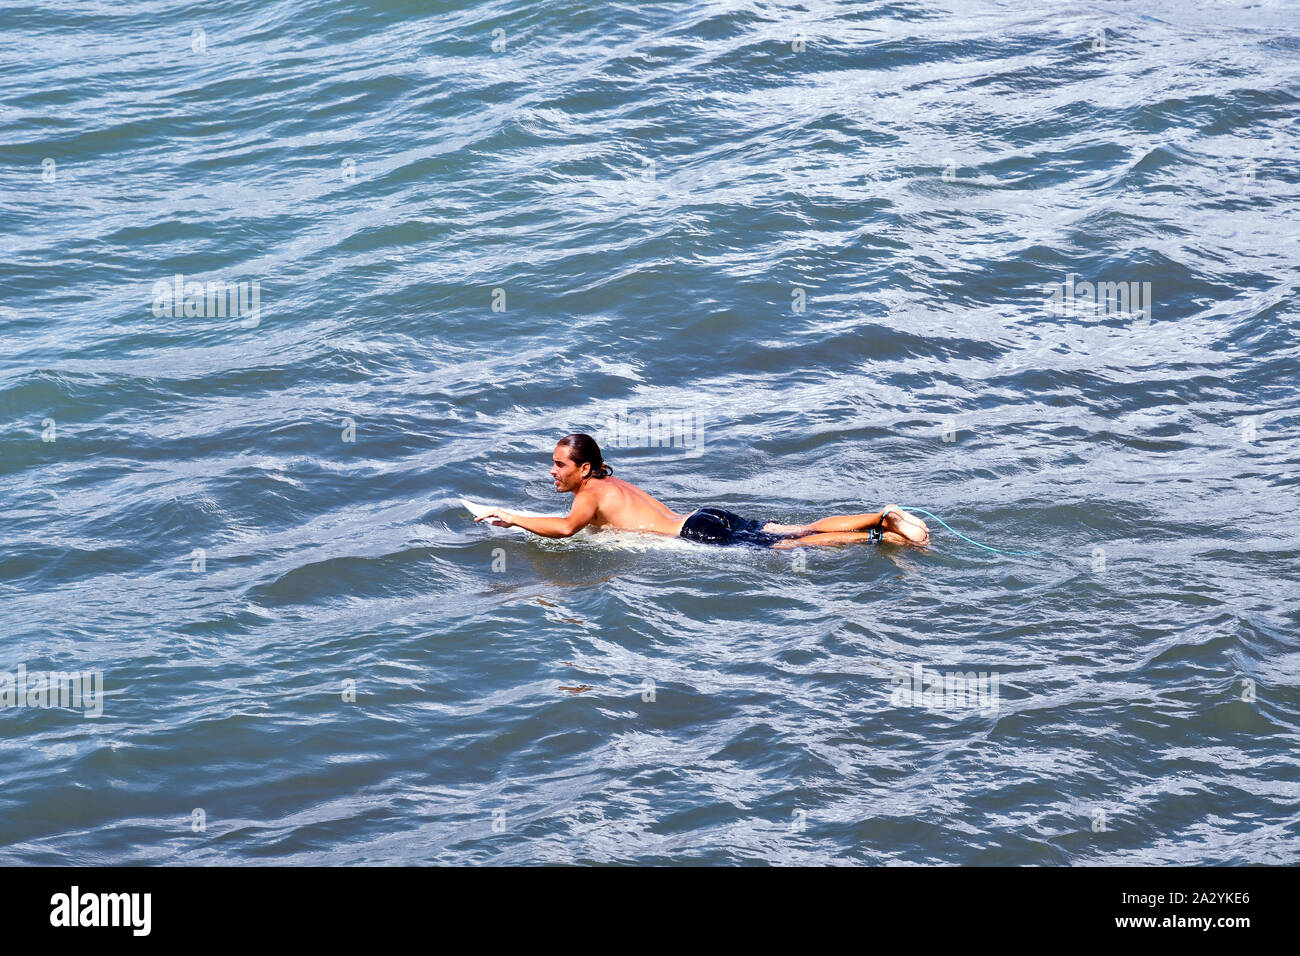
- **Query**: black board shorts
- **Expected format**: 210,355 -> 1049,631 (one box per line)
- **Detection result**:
679,507 -> 783,549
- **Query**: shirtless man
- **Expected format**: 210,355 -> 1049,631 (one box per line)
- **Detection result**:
474,433 -> 930,549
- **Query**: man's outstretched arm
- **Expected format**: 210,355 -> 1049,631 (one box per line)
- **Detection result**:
475,493 -> 598,539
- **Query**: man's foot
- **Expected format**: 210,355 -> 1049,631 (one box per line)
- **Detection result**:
880,505 -> 930,546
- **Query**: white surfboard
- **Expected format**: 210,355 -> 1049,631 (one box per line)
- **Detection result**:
461,498 -> 709,553
461,498 -> 561,532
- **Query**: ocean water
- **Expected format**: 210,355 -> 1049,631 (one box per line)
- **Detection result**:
1,0 -> 1298,865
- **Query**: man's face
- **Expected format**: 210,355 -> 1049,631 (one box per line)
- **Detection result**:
550,445 -> 587,493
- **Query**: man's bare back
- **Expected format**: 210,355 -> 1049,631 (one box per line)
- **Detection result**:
580,476 -> 690,535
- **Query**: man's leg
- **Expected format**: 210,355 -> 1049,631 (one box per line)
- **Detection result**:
760,514 -> 880,535
771,531 -> 878,549
762,504 -> 930,545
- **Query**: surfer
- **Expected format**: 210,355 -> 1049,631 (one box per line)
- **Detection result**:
473,434 -> 931,548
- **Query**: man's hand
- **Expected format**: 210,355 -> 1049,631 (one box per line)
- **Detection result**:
474,509 -> 516,528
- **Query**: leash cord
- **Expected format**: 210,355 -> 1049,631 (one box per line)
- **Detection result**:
900,506 -> 1042,557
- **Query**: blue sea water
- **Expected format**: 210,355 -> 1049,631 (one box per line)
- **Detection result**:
1,0 -> 1298,865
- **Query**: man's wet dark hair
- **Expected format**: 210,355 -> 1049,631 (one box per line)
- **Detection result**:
556,433 -> 612,479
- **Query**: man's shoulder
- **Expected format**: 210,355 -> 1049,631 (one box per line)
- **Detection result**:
579,477 -> 628,509
603,475 -> 639,493
574,481 -> 610,507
